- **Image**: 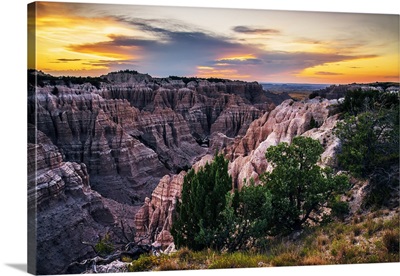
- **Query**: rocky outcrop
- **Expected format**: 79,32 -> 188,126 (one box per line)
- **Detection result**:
28,125 -> 91,209
98,77 -> 276,140
29,124 -> 143,275
227,98 -> 340,189
28,125 -> 115,274
134,98 -> 342,245
134,172 -> 186,246
28,71 -> 281,204
27,70 -> 290,272
29,84 -> 201,204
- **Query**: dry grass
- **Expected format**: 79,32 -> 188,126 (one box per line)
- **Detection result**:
127,211 -> 399,272
383,230 -> 400,254
301,255 -> 329,266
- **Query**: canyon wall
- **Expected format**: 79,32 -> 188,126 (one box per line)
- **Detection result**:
28,70 -> 284,273
134,98 -> 342,246
28,125 -> 115,274
28,71 -> 277,205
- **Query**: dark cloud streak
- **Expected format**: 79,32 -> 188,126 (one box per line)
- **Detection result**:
213,58 -> 263,65
315,71 -> 344,76
233,26 -> 280,35
57,58 -> 82,62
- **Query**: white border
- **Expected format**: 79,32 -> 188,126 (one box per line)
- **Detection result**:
0,1 -> 398,276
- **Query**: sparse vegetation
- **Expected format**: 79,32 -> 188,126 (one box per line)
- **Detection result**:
126,212 -> 399,271
309,116 -> 319,128
383,230 -> 400,254
28,69 -> 106,88
329,196 -> 350,221
335,88 -> 399,209
128,254 -> 163,272
309,91 -> 319,99
95,233 -> 114,256
168,75 -> 227,84
115,69 -> 139,74
172,137 -> 350,255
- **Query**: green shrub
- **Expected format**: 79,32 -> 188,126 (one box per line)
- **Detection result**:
352,225 -> 362,236
363,218 -> 384,237
362,183 -> 393,209
261,136 -> 349,234
309,116 -> 319,128
156,259 -> 180,271
94,233 -> 114,256
383,215 -> 400,229
330,197 -> 350,221
382,230 -> 399,254
270,252 -> 300,266
176,247 -> 193,262
331,239 -> 363,264
335,224 -> 345,235
309,91 -> 319,99
121,255 -> 133,263
128,254 -> 160,272
209,252 -> 267,269
172,152 -> 232,251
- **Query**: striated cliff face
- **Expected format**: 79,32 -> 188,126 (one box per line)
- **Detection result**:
28,124 -> 141,275
28,71 -> 278,205
28,125 -> 115,274
134,98 -> 341,245
227,98 -> 340,189
28,125 -> 93,209
29,70 -> 285,273
98,75 -> 274,140
134,172 -> 186,245
30,85 -> 178,204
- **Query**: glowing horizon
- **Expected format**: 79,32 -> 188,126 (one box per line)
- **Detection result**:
29,2 -> 399,84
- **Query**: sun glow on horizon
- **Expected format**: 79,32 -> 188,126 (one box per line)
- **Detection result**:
29,2 -> 399,83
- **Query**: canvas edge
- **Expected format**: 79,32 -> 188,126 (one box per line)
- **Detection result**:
27,2 -> 37,275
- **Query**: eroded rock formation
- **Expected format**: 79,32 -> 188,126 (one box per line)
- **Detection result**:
134,98 -> 342,246
28,125 -> 114,274
28,70 -> 285,273
28,71 -> 278,205
134,172 -> 186,244
227,98 -> 340,189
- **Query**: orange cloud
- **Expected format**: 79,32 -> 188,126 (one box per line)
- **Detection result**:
297,53 -> 398,83
196,66 -> 251,80
32,2 -> 140,73
67,41 -> 138,60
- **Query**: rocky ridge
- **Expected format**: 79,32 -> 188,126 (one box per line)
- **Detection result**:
28,71 -> 279,204
227,98 -> 340,189
28,125 -> 116,274
134,98 -> 342,246
28,70 -> 285,274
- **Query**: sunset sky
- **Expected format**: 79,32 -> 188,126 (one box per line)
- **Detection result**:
28,2 -> 399,84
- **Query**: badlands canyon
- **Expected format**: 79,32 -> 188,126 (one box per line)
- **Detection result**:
28,70 -> 397,274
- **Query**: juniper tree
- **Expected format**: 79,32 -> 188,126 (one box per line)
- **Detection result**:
171,152 -> 232,251
261,136 -> 349,234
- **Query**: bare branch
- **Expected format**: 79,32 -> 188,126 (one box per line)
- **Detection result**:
81,241 -> 98,253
